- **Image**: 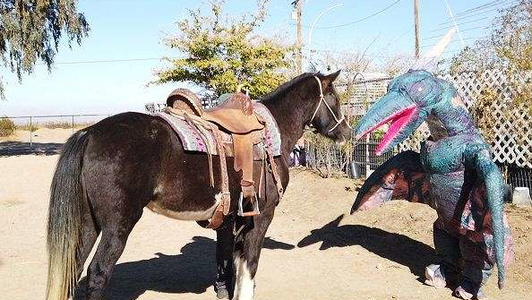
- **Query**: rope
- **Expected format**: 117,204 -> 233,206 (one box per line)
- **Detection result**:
308,76 -> 351,133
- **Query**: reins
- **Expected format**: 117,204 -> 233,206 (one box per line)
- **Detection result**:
308,76 -> 351,133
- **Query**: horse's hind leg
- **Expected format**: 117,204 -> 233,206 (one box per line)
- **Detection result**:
84,209 -> 143,300
73,209 -> 100,299
77,200 -> 101,278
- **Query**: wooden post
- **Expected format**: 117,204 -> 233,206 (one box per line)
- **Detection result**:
414,0 -> 420,58
296,0 -> 303,74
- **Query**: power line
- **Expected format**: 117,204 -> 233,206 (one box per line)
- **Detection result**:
454,0 -> 510,17
439,7 -> 502,26
438,0 -> 519,26
42,57 -> 166,65
430,16 -> 489,33
307,48 -> 413,60
296,0 -> 402,30
424,26 -> 486,42
426,0 -> 520,53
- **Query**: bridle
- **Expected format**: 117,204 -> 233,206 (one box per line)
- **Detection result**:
308,76 -> 352,133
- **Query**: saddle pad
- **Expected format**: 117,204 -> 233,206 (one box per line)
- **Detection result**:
155,101 -> 281,156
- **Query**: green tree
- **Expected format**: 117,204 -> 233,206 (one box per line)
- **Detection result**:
155,0 -> 295,99
450,0 -> 531,73
0,0 -> 89,98
449,0 -> 531,137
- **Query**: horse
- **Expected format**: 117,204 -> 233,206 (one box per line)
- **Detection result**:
46,71 -> 351,300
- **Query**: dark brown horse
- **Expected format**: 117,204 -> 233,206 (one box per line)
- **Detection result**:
46,72 -> 351,300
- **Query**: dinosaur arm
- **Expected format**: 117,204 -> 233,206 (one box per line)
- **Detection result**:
466,148 -> 506,289
351,150 -> 430,214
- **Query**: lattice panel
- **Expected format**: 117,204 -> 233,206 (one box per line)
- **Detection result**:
443,71 -> 532,168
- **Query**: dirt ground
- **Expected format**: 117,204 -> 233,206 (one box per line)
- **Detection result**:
1,129 -> 531,300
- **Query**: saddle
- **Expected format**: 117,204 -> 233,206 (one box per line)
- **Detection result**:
165,89 -> 283,229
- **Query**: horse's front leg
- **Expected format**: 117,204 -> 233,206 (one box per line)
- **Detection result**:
232,203 -> 275,300
215,214 -> 236,299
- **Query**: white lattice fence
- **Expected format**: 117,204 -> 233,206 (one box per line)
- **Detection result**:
446,70 -> 531,168
351,70 -> 532,168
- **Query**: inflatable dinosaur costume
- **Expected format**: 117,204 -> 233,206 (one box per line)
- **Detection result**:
351,30 -> 513,299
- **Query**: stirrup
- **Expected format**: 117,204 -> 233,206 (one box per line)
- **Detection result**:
237,193 -> 260,217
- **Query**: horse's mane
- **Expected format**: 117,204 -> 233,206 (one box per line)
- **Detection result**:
260,72 -> 321,103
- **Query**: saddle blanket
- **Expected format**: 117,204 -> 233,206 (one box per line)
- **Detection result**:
155,102 -> 281,157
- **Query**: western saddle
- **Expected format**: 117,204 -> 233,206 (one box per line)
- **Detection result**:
165,88 -> 283,229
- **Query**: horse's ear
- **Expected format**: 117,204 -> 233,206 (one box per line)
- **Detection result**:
321,70 -> 341,88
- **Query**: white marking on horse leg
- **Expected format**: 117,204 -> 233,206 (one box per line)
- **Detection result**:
234,256 -> 254,300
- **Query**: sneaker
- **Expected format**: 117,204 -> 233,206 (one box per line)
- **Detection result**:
216,287 -> 230,299
424,264 -> 447,288
453,279 -> 486,300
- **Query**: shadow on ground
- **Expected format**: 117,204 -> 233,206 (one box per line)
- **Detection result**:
75,235 -> 295,300
263,236 -> 295,250
0,141 -> 63,156
297,215 -> 437,277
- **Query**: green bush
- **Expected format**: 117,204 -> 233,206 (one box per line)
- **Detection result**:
0,117 -> 16,137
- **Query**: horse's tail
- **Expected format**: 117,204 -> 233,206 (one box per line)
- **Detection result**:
46,130 -> 89,300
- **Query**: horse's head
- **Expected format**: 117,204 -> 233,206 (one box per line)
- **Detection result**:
307,71 -> 352,143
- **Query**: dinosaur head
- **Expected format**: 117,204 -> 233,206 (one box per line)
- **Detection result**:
354,70 -> 449,155
354,28 -> 457,155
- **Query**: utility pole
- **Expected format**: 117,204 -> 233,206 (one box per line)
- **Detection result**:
293,0 -> 303,74
414,0 -> 420,58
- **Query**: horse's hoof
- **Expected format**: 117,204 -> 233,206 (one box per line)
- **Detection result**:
216,288 -> 230,299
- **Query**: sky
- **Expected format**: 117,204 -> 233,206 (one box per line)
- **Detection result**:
0,0 -> 514,117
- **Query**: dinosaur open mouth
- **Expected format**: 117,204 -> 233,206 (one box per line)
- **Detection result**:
357,104 -> 418,155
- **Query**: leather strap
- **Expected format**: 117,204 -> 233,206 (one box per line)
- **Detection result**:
241,180 -> 256,198
184,113 -> 215,187
180,111 -> 231,230
206,125 -> 231,229
267,149 -> 284,200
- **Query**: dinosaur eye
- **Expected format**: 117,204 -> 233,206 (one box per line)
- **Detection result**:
409,81 -> 430,100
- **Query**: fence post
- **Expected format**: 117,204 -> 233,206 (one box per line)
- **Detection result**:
365,134 -> 370,177
29,116 -> 33,149
71,115 -> 75,133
